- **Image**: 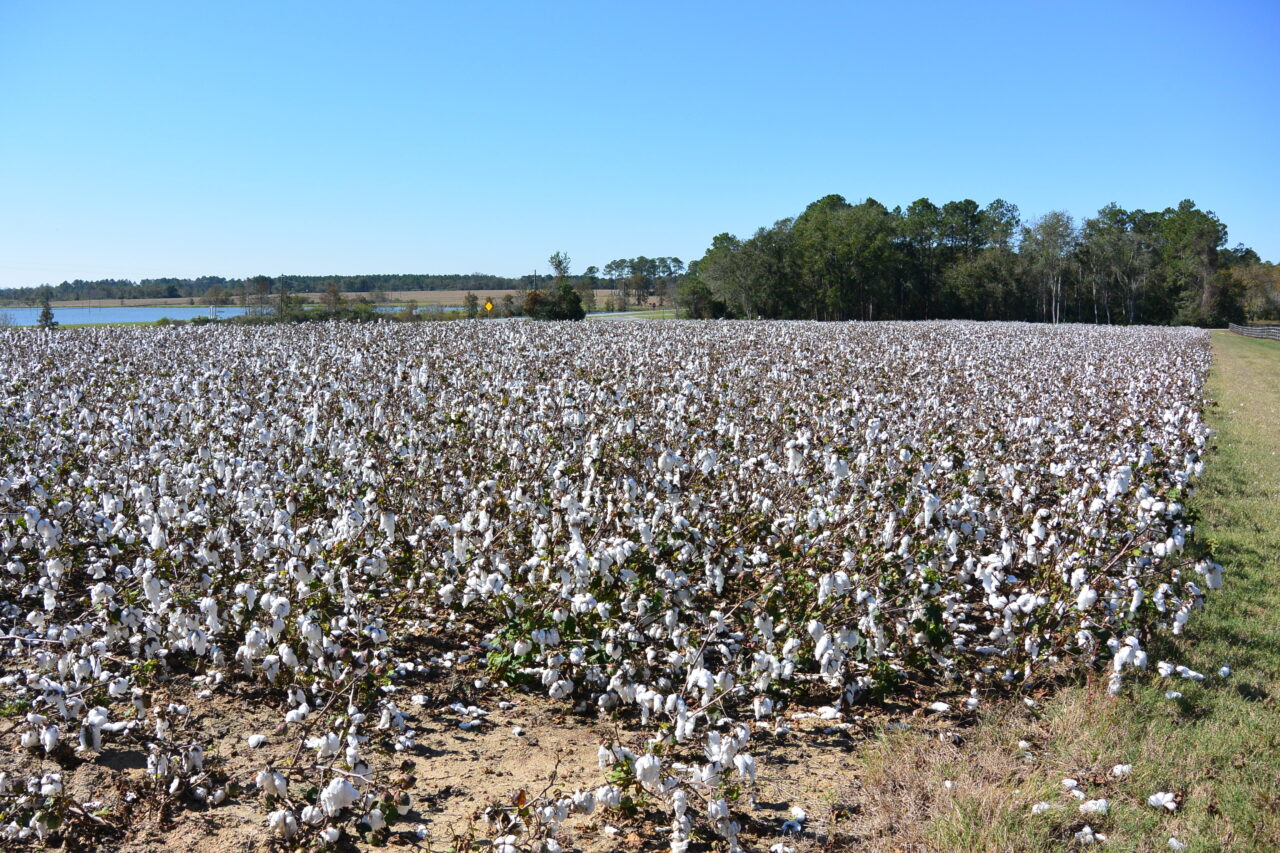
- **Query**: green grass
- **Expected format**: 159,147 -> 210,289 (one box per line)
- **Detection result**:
589,308 -> 681,319
918,331 -> 1280,852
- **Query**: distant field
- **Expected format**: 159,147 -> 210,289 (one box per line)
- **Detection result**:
361,289 -> 621,307
25,288 -> 629,309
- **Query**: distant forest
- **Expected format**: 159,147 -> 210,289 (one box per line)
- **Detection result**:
0,259 -> 690,310
0,273 -> 529,304
679,196 -> 1280,326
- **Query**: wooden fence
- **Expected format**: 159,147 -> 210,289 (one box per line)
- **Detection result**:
1228,323 -> 1280,341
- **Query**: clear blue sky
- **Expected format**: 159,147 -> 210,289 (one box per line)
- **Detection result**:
1,0 -> 1276,288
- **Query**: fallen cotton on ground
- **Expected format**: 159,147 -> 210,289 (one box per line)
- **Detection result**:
0,320 -> 1216,850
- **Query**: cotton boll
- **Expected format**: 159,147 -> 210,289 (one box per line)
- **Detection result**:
40,725 -> 59,754
633,754 -> 662,789
1079,799 -> 1109,815
1076,586 -> 1098,611
267,809 -> 298,838
1075,825 -> 1107,844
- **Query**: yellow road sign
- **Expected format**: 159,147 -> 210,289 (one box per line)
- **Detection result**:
484,300 -> 493,312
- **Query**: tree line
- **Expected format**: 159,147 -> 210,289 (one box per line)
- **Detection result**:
679,195 -> 1279,325
0,273 -> 529,304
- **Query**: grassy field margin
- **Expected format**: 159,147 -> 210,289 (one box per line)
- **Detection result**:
907,331 -> 1280,851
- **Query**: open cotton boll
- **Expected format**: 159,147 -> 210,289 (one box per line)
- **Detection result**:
247,734 -> 266,748
1149,791 -> 1178,811
1076,586 -> 1098,611
633,754 -> 662,789
267,809 -> 298,838
320,777 -> 360,816
255,769 -> 287,797
1075,825 -> 1107,844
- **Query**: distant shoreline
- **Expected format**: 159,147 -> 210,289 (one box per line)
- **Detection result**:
1,288 -> 623,310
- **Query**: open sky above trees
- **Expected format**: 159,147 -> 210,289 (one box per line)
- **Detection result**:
0,1 -> 1276,290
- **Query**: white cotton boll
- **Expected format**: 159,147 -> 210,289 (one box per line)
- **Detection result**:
40,725 -> 59,754
40,773 -> 63,796
320,777 -> 360,816
256,769 -> 287,797
733,753 -> 756,782
1149,791 -> 1178,811
365,809 -> 386,832
247,734 -> 266,748
1079,799 -> 1109,815
1219,665 -> 1231,678
308,732 -> 341,758
321,827 -> 340,843
261,655 -> 280,683
1166,691 -> 1183,700
1031,802 -> 1054,815
1176,666 -> 1205,681
301,805 -> 324,825
927,701 -> 951,713
1169,839 -> 1188,851
596,784 -> 622,809
1111,764 -> 1133,778
634,754 -> 662,789
1075,825 -> 1107,844
1076,586 -> 1098,611
267,809 -> 298,838
548,678 -> 574,700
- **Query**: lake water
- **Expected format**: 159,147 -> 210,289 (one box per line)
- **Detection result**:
0,305 -> 249,326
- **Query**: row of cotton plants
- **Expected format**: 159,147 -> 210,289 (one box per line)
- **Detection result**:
0,320 -> 1215,849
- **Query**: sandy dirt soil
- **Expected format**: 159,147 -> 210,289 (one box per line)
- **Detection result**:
2,661 -> 993,853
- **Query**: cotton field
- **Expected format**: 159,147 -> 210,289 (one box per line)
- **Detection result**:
0,320 -> 1217,850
